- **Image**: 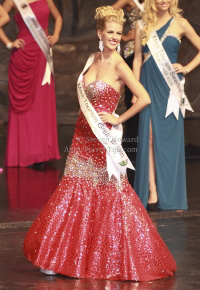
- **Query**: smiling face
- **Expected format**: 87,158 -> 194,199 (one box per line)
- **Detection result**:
154,0 -> 172,11
98,21 -> 123,52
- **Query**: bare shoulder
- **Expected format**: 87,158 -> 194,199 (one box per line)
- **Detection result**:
115,58 -> 131,76
175,16 -> 190,29
94,52 -> 101,59
115,52 -> 126,68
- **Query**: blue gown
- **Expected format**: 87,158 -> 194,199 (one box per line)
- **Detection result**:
134,18 -> 188,210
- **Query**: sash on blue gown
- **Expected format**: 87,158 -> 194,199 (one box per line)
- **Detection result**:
134,18 -> 188,210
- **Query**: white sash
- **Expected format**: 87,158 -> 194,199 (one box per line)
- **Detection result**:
13,0 -> 53,85
77,54 -> 135,182
147,30 -> 193,119
132,0 -> 144,11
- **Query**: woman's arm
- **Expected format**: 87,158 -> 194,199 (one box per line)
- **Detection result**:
131,21 -> 143,103
173,18 -> 200,74
0,5 -> 10,27
1,0 -> 25,49
132,21 -> 143,80
46,0 -> 62,46
112,0 -> 131,10
99,60 -> 150,125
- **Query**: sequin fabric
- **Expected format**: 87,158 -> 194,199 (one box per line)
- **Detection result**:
23,81 -> 177,281
124,6 -> 141,58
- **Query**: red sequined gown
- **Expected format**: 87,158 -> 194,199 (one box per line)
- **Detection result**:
23,79 -> 176,281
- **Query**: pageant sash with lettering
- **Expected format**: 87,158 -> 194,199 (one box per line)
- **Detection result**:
147,30 -> 194,119
13,0 -> 53,85
133,0 -> 144,11
77,54 -> 135,182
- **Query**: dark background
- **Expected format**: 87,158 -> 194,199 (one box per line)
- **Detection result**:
0,0 -> 199,125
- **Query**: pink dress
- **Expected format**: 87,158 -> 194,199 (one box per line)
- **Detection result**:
5,0 -> 60,167
23,79 -> 177,281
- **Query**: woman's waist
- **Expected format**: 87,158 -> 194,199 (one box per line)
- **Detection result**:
85,100 -> 117,113
142,58 -> 183,82
143,52 -> 179,67
76,112 -> 112,131
17,27 -> 48,39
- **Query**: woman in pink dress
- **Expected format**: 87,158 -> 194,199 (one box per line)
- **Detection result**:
1,0 -> 62,167
23,6 -> 176,281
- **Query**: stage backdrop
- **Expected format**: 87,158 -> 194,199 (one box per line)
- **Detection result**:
0,0 -> 199,125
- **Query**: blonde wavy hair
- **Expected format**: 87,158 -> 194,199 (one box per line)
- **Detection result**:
95,6 -> 126,31
141,0 -> 182,45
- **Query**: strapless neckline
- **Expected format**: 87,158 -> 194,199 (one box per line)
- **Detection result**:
83,76 -> 120,96
15,0 -> 45,17
29,0 -> 43,5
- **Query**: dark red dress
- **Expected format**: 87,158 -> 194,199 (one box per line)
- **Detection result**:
5,0 -> 60,167
23,79 -> 177,281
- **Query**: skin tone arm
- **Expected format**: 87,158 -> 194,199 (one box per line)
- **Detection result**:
172,18 -> 200,74
0,0 -> 25,49
0,5 -> 10,27
99,60 -> 151,125
132,21 -> 143,80
0,0 -> 62,49
112,0 -> 131,10
131,21 -> 143,103
46,0 -> 62,46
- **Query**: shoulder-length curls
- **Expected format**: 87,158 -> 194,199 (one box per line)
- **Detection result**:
95,6 -> 126,31
141,0 -> 182,45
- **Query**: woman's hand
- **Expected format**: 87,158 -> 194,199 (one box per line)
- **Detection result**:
172,63 -> 186,74
98,112 -> 119,126
12,38 -> 25,49
48,34 -> 59,46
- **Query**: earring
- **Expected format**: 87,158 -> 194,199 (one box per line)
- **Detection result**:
117,43 -> 121,54
99,39 -> 104,52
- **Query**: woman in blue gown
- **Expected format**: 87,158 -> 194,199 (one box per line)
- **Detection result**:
133,0 -> 200,210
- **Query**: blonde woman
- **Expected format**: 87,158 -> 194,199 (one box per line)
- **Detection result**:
23,6 -> 176,281
133,0 -> 200,210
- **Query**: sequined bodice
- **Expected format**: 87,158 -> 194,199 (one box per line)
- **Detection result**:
83,78 -> 120,113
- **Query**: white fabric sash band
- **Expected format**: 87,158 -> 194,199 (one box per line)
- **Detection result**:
147,30 -> 194,119
77,54 -> 135,182
132,0 -> 144,11
13,0 -> 53,85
